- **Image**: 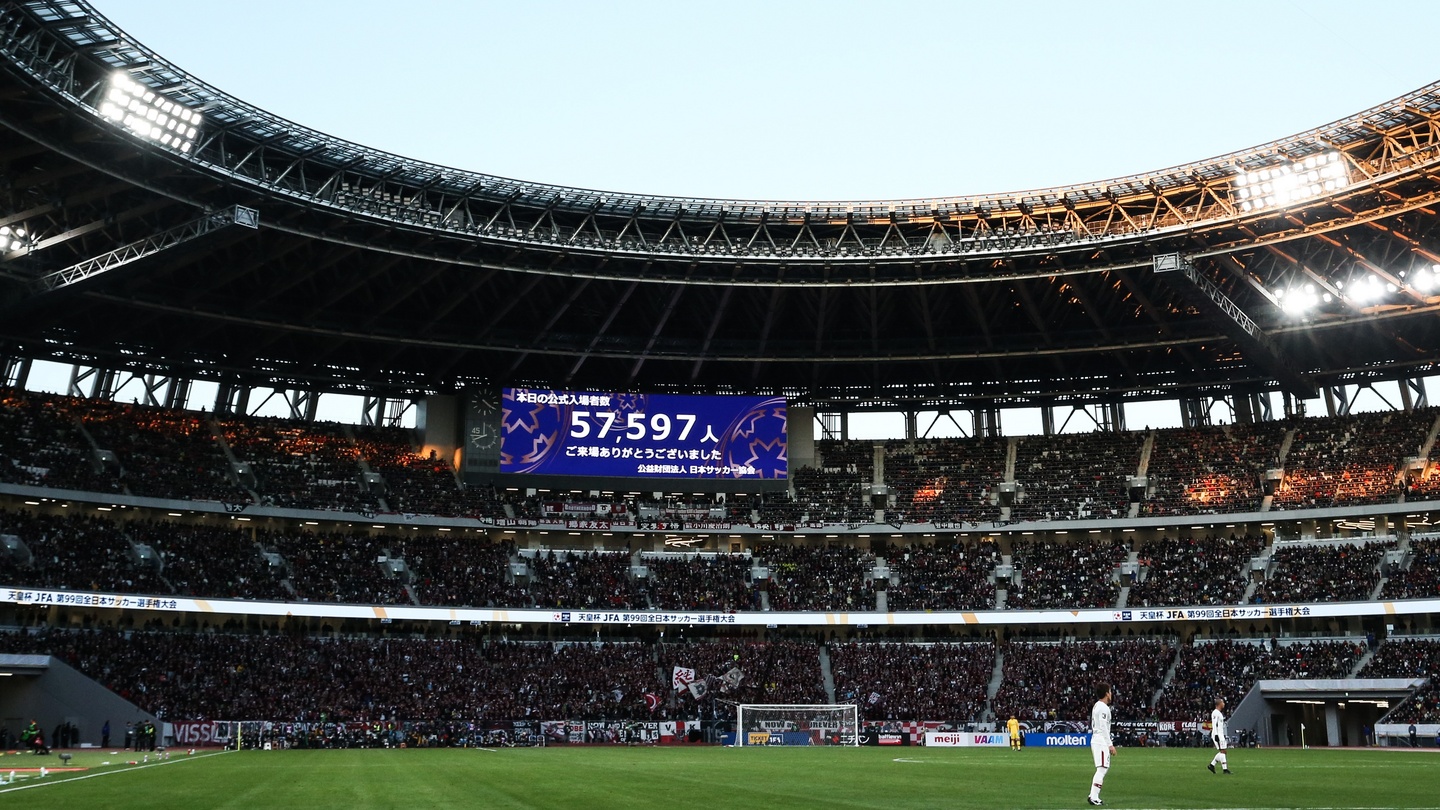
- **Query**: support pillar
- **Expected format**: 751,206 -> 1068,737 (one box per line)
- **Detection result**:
0,356 -> 30,389
1180,398 -> 1211,429
1323,385 -> 1350,417
972,408 -> 1001,438
1041,406 -> 1056,436
1400,377 -> 1429,411
1101,402 -> 1126,432
903,411 -> 918,442
215,382 -> 251,417
163,377 -> 192,410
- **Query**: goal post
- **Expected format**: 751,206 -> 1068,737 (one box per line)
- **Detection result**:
735,704 -> 859,746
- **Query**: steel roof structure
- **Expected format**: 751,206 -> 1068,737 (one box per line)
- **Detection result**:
1,0 -> 1439,410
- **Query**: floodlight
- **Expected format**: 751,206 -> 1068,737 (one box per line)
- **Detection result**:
101,71 -> 202,155
1280,287 -> 1319,315
0,224 -> 33,252
1235,151 -> 1350,212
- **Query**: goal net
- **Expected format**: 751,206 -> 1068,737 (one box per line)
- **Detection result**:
735,704 -> 859,746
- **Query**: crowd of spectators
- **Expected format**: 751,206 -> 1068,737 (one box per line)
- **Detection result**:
82,402 -> 248,503
1380,538 -> 1440,600
220,416 -> 376,512
1273,410 -> 1434,509
525,550 -> 646,609
265,529 -> 411,605
128,520 -> 289,601
352,426 -> 472,518
1011,431 -> 1143,522
1252,541 -> 1393,604
642,554 -> 757,612
4,620 -> 1428,729
656,639 -> 826,713
1142,425 -> 1282,516
884,541 -> 998,611
0,507 -> 161,594
0,388 -> 121,493
0,628 -> 661,723
3,392 -> 1439,521
397,534 -> 525,608
883,437 -> 1008,524
991,638 -> 1175,722
1127,534 -> 1265,607
1005,538 -> 1129,610
760,543 -> 875,611
1362,637 -> 1440,724
829,641 -> 994,722
1405,463 -> 1440,503
1158,638 -> 1364,719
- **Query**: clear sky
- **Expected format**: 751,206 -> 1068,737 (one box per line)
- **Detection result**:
25,1 -> 1440,434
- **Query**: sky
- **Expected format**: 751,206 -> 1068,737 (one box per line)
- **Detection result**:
23,0 -> 1440,435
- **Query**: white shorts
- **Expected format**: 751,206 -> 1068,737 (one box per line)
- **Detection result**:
1212,734 -> 1227,751
1092,745 -> 1110,768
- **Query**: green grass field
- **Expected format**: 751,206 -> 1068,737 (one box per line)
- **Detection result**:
0,746 -> 1434,809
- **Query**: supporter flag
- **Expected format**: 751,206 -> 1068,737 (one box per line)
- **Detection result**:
672,666 -> 696,691
612,689 -> 624,703
720,667 -> 743,692
645,693 -> 661,712
868,691 -> 882,705
688,680 -> 709,700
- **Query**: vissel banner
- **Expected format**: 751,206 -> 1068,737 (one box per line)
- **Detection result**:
168,720 -> 229,746
925,731 -> 1008,747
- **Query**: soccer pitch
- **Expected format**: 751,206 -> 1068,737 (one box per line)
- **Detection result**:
0,746 -> 1434,809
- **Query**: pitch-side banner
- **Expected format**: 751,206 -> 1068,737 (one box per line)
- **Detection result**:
925,731 -> 1008,747
500,389 -> 787,480
5,587 -> 1438,625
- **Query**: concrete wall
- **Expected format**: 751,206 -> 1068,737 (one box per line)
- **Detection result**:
418,394 -> 462,471
789,406 -> 816,471
0,656 -> 155,748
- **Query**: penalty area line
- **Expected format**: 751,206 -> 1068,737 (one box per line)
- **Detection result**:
0,749 -> 230,794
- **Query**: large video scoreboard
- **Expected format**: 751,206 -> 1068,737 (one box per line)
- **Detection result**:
498,389 -> 787,481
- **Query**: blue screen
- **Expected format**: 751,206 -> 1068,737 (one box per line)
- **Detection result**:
500,389 -> 787,480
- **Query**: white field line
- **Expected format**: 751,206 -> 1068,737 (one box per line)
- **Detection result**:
0,749 -> 229,794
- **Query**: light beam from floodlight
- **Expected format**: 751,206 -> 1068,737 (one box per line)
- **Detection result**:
98,73 -> 201,155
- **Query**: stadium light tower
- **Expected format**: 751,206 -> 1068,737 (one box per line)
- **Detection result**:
98,72 -> 202,154
1234,151 -> 1349,212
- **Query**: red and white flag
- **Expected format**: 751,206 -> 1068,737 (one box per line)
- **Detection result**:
644,693 -> 661,712
672,666 -> 696,691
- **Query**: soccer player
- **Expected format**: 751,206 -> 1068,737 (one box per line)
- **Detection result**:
1087,682 -> 1114,806
1208,697 -> 1231,774
1007,714 -> 1021,750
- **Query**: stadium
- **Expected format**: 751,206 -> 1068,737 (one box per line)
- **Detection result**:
0,0 -> 1438,806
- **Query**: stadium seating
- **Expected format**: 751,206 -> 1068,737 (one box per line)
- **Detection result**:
1005,538 -> 1128,610
1362,637 -> 1440,723
829,640 -> 994,723
884,541 -> 998,611
990,638 -> 1175,722
1157,638 -> 1365,720
760,543 -> 876,612
1010,432 -> 1144,522
1252,541 -> 1393,604
1127,534 -> 1263,607
1141,425 -> 1283,516
1380,537 -> 1440,600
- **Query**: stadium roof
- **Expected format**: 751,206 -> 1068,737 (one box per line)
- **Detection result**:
1,0 -> 1439,409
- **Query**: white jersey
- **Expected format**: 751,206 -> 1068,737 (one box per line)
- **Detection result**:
1091,700 -> 1112,748
1211,709 -> 1227,743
